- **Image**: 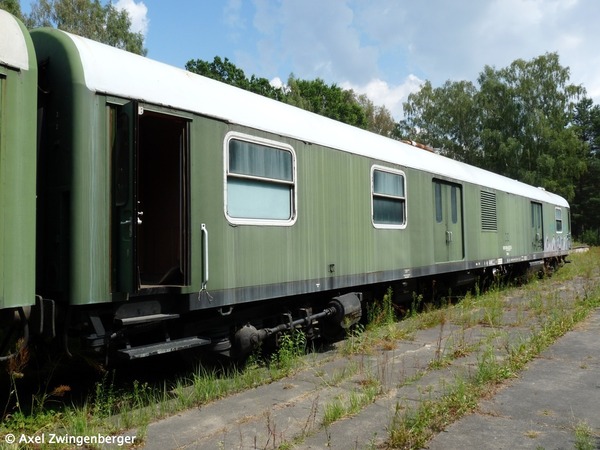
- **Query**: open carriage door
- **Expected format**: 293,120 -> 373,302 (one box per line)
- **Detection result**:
136,109 -> 190,288
113,101 -> 139,294
112,102 -> 191,296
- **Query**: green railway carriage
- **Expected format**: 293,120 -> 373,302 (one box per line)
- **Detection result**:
29,28 -> 570,359
0,10 -> 38,359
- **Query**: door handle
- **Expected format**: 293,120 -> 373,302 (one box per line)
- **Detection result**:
446,230 -> 453,244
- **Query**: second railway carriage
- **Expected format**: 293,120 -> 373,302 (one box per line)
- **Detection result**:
30,27 -> 570,360
0,10 -> 38,360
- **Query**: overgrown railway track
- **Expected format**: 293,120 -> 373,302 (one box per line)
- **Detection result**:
2,248 -> 598,449
124,253 -> 599,449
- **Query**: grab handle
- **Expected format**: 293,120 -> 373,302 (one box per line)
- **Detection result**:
201,223 -> 209,288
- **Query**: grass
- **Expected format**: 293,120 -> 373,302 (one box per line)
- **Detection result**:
1,248 -> 599,448
574,420 -> 596,450
321,376 -> 381,426
386,248 -> 600,448
0,328 -> 313,448
388,293 -> 599,449
389,376 -> 479,448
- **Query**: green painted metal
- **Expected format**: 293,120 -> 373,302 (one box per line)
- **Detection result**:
29,28 -> 571,310
32,29 -> 112,306
433,181 -> 464,263
0,15 -> 37,309
112,101 -> 137,294
531,202 -> 544,251
196,121 -> 570,302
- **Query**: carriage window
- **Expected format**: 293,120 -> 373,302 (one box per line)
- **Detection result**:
226,134 -> 296,225
372,167 -> 406,228
434,182 -> 442,223
555,208 -> 563,233
451,185 -> 458,224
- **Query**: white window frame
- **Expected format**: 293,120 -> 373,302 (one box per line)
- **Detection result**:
371,165 -> 407,230
555,207 -> 563,233
224,131 -> 297,226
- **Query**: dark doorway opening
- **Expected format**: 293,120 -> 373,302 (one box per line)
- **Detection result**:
137,111 -> 190,287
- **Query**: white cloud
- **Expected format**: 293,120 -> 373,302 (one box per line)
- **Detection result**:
223,0 -> 246,40
270,76 -> 284,89
342,75 -> 424,120
468,0 -> 599,101
251,0 -> 380,84
228,0 -> 600,117
114,0 -> 149,36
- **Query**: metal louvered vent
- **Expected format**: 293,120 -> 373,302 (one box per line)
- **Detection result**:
481,191 -> 497,231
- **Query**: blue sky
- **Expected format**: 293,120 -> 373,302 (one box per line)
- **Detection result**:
22,0 -> 600,119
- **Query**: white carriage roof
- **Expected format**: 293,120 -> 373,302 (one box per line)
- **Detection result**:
0,10 -> 30,70
64,30 -> 567,207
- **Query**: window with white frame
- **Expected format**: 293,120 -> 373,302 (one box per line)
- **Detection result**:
372,167 -> 406,227
555,207 -> 563,233
225,134 -> 296,224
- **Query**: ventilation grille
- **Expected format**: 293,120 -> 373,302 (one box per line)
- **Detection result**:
481,191 -> 497,231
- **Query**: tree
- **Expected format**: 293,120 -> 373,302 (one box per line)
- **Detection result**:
356,94 -> 396,137
475,53 -> 585,197
285,75 -> 368,129
186,56 -> 285,101
400,53 -> 586,202
186,56 -> 250,90
186,57 -> 373,130
25,0 -> 146,55
573,97 -> 600,154
400,80 -> 481,163
571,98 -> 600,243
0,0 -> 23,19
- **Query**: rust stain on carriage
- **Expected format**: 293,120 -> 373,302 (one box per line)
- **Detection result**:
402,140 -> 436,152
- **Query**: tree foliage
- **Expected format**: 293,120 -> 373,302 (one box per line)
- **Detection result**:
477,54 -> 586,197
401,53 -> 586,202
25,0 -> 146,55
399,79 -> 480,162
285,75 -> 368,128
571,98 -> 600,244
185,56 -> 285,101
0,0 -> 23,18
186,56 -> 396,135
356,94 -> 396,138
